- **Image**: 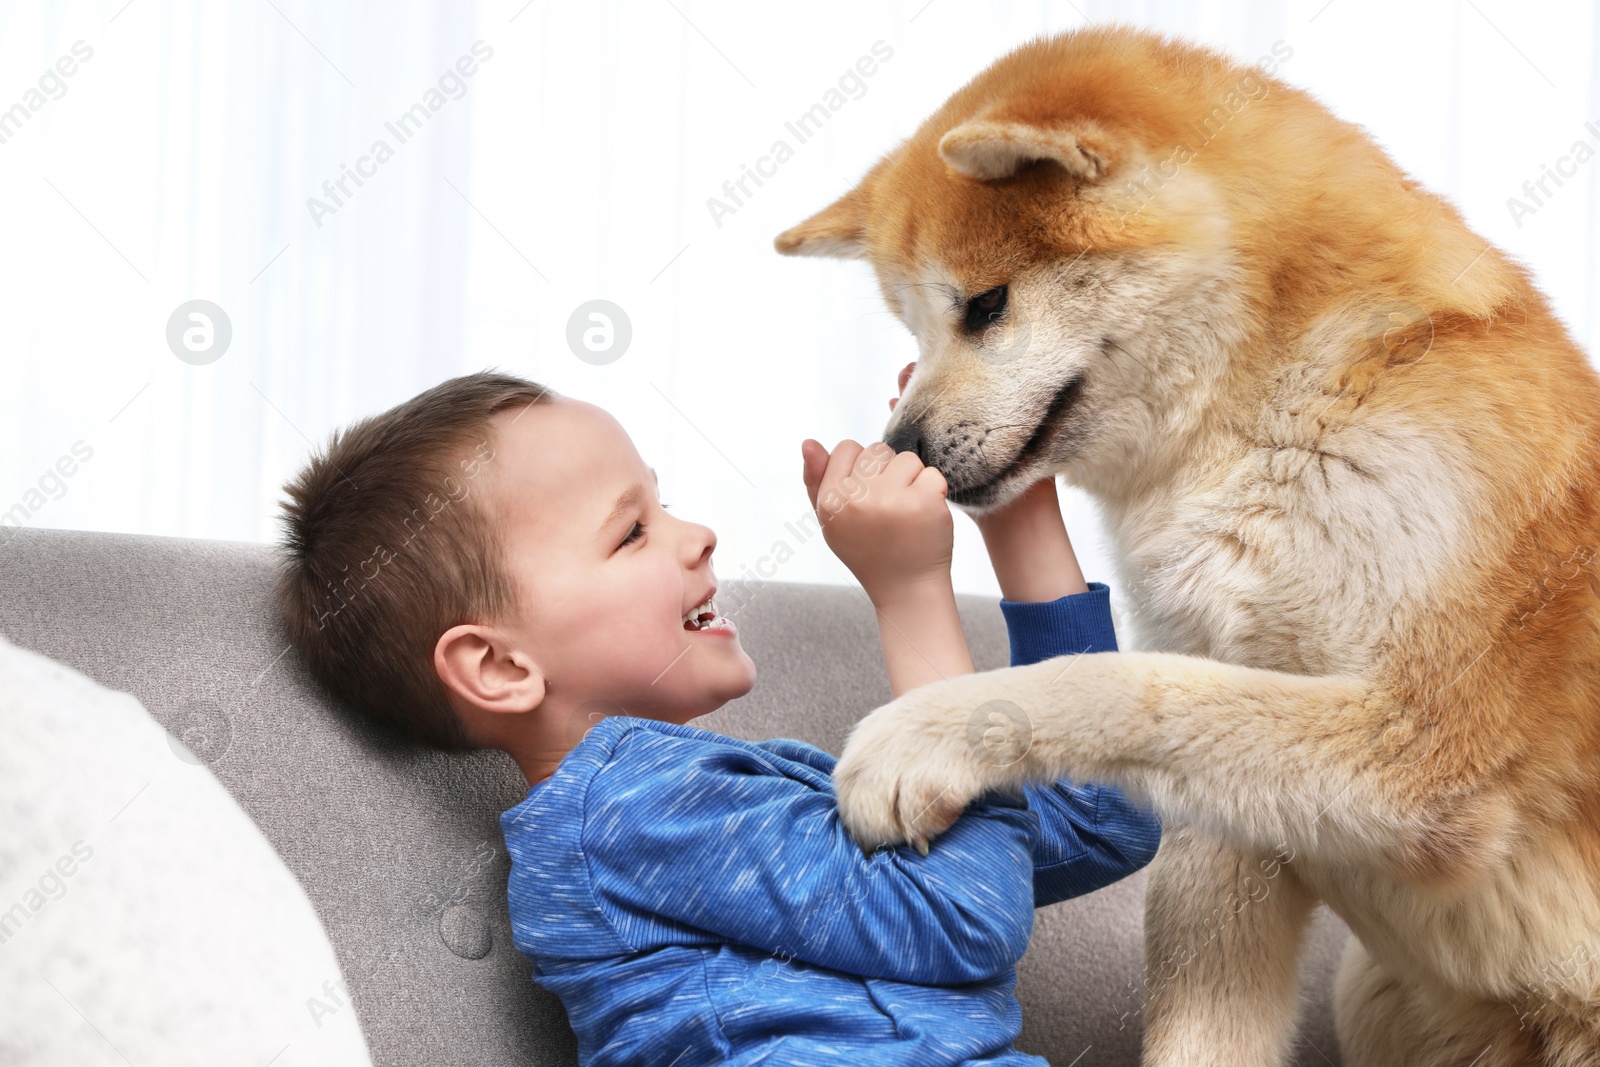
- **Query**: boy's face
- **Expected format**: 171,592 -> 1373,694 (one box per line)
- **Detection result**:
484,398 -> 756,724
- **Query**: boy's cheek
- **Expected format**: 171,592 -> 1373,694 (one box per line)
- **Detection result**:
585,601 -> 683,666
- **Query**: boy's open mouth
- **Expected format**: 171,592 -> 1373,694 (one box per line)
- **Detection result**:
682,594 -> 732,632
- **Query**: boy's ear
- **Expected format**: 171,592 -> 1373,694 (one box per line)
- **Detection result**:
937,117 -> 1113,182
434,624 -> 546,716
775,184 -> 870,259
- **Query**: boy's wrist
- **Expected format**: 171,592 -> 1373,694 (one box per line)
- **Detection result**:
984,530 -> 1088,601
863,571 -> 955,612
973,483 -> 1088,602
865,574 -> 974,697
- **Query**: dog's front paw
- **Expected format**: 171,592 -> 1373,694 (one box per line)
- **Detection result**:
833,677 -> 1026,854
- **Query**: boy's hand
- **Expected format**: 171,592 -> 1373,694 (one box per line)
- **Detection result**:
801,437 -> 953,605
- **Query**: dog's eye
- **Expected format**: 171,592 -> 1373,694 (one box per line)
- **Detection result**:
963,286 -> 1008,332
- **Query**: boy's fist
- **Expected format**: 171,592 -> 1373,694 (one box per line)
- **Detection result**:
801,437 -> 953,602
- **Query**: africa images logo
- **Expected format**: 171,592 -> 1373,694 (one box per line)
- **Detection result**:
705,41 -> 894,228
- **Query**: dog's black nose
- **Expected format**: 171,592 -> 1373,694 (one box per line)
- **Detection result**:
883,420 -> 927,463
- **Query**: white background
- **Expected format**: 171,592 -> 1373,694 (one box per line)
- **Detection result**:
1,0 -> 1596,599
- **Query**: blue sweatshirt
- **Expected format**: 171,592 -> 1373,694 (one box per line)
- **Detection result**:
500,582 -> 1162,1066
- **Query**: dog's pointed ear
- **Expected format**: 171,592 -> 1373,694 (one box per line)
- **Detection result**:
938,118 -> 1112,182
775,185 -> 869,259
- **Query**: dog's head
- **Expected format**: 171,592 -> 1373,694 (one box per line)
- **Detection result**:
777,28 -> 1278,509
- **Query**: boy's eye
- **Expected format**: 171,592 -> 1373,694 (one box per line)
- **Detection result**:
616,500 -> 669,551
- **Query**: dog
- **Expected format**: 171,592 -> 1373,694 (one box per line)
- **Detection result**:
776,26 -> 1600,1067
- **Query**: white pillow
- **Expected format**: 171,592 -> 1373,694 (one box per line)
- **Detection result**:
0,636 -> 373,1067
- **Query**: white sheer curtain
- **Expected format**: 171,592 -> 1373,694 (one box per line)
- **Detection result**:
2,0 -> 1596,599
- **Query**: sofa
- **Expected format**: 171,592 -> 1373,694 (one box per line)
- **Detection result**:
0,527 -> 1352,1065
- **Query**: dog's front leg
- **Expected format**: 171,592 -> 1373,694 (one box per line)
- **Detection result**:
832,649 -> 1509,878
1139,826 -> 1318,1067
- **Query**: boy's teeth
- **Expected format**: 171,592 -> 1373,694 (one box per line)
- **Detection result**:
682,595 -> 725,630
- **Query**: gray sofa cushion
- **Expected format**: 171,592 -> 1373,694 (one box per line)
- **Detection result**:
0,527 -> 1349,1065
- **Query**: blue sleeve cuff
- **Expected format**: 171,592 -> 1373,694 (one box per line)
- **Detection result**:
1026,781 -> 1163,905
999,581 -> 1118,666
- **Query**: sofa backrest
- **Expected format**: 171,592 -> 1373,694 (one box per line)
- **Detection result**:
0,527 -> 1349,1065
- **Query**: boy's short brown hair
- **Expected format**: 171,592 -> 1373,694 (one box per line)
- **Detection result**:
275,371 -> 554,751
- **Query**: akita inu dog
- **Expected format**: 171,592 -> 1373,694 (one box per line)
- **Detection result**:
777,26 -> 1600,1067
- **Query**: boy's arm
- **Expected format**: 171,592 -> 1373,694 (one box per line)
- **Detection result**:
974,477 -> 1089,603
799,438 -> 973,697
974,479 -> 1164,906
870,577 -> 973,697
582,726 -> 1036,986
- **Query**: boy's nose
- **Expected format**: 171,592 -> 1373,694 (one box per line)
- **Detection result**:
683,522 -> 716,567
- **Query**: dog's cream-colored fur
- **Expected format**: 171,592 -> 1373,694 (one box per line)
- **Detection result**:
777,27 -> 1600,1067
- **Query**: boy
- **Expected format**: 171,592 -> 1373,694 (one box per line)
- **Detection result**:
275,371 -> 1160,1066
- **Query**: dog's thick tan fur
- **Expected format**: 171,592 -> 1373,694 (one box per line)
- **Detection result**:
777,26 -> 1600,1067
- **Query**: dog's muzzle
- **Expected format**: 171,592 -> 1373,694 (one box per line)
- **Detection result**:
885,375 -> 1085,504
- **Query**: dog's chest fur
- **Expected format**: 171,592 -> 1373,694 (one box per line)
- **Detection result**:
1094,367 -> 1476,679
